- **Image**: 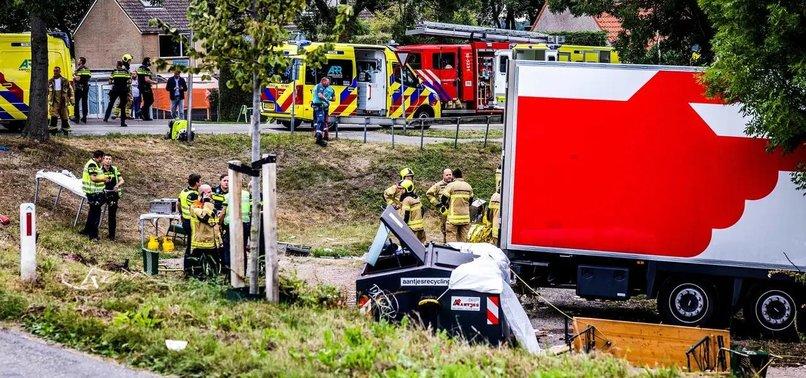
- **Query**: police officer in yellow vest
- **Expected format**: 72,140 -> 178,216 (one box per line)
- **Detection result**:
72,57 -> 91,124
187,184 -> 224,278
399,180 -> 426,243
212,174 -> 229,213
179,174 -> 201,259
440,168 -> 474,243
80,150 -> 110,241
48,66 -> 73,135
426,168 -> 453,243
384,168 -> 414,209
104,61 -> 131,127
101,154 -> 124,241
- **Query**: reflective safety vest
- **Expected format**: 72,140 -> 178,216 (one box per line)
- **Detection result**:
81,159 -> 105,194
400,195 -> 424,231
224,189 -> 252,225
178,187 -> 199,220
211,186 -> 228,211
442,179 -> 473,225
489,192 -> 501,237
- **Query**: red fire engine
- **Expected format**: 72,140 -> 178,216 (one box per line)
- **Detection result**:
396,41 -> 511,114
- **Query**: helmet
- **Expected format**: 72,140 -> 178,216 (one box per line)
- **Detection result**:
400,179 -> 414,193
399,168 -> 414,179
122,53 -> 133,63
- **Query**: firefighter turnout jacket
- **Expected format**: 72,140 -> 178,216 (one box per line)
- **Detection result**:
441,178 -> 474,225
190,200 -> 222,250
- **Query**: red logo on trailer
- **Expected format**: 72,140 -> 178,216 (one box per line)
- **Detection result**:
511,70 -> 806,258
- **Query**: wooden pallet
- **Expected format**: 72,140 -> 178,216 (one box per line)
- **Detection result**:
571,317 -> 731,372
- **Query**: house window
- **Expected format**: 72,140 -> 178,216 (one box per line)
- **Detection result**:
140,0 -> 162,7
159,35 -> 188,58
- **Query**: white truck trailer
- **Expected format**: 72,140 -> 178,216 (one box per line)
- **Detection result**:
501,61 -> 806,337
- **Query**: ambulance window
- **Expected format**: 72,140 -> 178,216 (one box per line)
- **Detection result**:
268,63 -> 295,84
305,59 -> 354,85
599,51 -> 611,63
406,53 -> 421,69
498,56 -> 509,73
391,63 -> 418,87
433,53 -> 456,69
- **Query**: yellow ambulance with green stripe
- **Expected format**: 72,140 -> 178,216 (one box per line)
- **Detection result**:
262,43 -> 441,128
0,33 -> 73,131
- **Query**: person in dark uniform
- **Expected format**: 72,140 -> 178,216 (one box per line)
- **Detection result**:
104,61 -> 130,127
101,154 -> 124,241
72,57 -> 91,124
137,57 -> 156,121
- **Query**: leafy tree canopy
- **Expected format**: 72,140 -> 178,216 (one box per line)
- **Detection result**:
548,0 -> 714,65
700,0 -> 805,188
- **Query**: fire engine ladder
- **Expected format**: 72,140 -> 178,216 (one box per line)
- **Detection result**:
405,21 -> 561,44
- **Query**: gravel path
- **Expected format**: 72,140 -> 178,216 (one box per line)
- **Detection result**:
0,328 -> 158,378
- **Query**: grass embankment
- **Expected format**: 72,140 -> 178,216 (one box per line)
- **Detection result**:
0,134 -> 674,376
380,127 -> 504,140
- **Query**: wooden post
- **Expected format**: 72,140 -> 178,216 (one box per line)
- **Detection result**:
228,161 -> 246,288
262,154 -> 279,302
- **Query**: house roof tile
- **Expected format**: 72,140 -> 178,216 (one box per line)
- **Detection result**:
117,0 -> 190,34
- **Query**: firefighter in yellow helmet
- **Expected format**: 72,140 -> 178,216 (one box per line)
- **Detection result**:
398,179 -> 426,243
487,165 -> 502,244
440,168 -> 474,243
383,167 -> 414,209
426,168 -> 453,243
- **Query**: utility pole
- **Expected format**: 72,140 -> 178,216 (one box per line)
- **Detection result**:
186,30 -> 194,143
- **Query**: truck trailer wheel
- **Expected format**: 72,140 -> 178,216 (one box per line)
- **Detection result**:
657,279 -> 719,327
744,287 -> 799,339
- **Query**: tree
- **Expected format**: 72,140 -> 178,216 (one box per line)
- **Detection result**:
159,0 -> 345,298
699,0 -> 805,189
1,0 -> 95,141
548,0 -> 714,65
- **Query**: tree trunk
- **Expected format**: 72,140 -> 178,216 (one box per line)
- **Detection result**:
248,72 -> 261,295
24,12 -> 49,141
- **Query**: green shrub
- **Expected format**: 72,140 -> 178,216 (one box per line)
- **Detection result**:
0,290 -> 27,320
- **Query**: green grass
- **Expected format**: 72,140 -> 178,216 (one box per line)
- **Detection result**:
0,227 -> 676,377
379,127 -> 504,139
0,133 -> 677,376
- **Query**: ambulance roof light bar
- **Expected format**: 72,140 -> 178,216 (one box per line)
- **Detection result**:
405,21 -> 562,44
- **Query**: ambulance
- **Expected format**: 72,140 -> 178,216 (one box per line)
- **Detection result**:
492,43 -> 619,109
261,43 -> 441,128
0,33 -> 73,131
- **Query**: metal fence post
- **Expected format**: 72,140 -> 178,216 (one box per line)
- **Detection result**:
484,115 -> 491,148
419,118 -> 425,150
454,117 -> 460,149
334,120 -> 339,140
363,117 -> 369,143
391,119 -> 396,149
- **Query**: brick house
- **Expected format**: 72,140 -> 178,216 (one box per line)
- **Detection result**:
74,0 -> 191,70
531,4 -> 623,44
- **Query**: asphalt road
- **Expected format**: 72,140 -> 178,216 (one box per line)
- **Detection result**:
0,328 -> 157,378
1,119 -> 503,146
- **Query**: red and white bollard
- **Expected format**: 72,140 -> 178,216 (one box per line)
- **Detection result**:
19,203 -> 36,281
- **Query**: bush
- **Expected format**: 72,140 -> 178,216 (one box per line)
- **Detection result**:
279,273 -> 343,308
0,290 -> 27,320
